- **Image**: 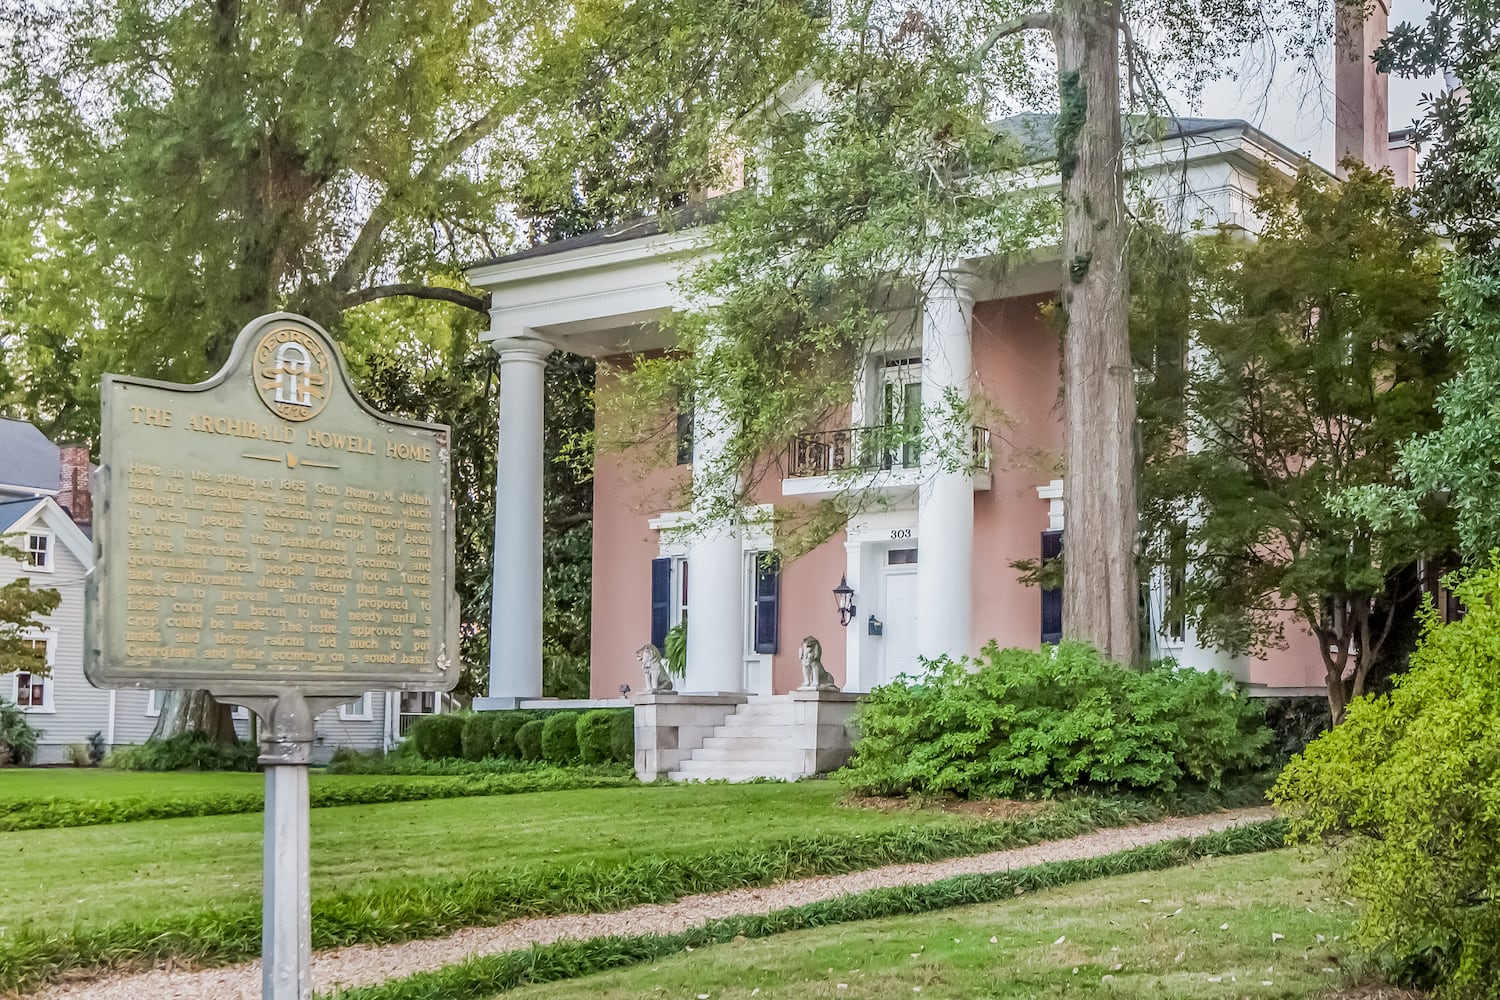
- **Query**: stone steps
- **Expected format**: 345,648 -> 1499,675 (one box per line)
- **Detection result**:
670,696 -> 800,782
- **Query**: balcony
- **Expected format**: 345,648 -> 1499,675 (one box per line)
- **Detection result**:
782,424 -> 992,499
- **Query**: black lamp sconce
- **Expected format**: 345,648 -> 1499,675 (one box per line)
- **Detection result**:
833,575 -> 857,627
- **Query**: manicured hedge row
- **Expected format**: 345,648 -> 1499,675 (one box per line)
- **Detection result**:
0,792 -> 1239,993
0,768 -> 637,833
322,820 -> 1289,1000
404,708 -> 634,767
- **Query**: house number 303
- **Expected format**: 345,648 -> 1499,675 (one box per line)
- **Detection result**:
889,528 -> 913,540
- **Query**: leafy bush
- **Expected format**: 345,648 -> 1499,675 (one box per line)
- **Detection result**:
516,719 -> 545,761
575,710 -> 620,765
410,713 -> 465,760
460,714 -> 497,762
0,699 -> 39,766
663,622 -> 687,677
109,732 -> 258,772
843,642 -> 1270,799
1272,563 -> 1500,997
86,732 -> 107,766
540,711 -> 581,764
65,744 -> 89,767
490,711 -> 533,760
609,709 -> 635,764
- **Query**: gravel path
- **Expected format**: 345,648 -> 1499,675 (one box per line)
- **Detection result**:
36,807 -> 1275,1000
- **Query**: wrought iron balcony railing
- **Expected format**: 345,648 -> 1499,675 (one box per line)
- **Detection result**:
787,424 -> 991,479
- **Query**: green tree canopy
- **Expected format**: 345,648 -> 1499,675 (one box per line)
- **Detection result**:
1141,164 -> 1450,723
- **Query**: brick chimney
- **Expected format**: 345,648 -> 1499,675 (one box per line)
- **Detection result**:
1334,0 -> 1390,175
56,442 -> 92,529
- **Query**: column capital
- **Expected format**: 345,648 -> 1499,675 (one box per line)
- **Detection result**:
490,336 -> 553,364
922,264 -> 982,307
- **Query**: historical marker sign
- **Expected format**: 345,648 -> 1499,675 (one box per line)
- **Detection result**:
85,312 -> 460,697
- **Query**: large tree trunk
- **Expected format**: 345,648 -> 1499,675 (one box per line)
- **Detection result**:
1055,0 -> 1139,665
148,689 -> 240,743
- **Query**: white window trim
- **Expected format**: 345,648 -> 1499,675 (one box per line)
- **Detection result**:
25,530 -> 54,573
11,630 -> 57,713
338,692 -> 374,721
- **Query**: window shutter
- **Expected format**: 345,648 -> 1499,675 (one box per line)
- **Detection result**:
650,557 -> 672,650
752,555 -> 781,655
1040,530 -> 1063,645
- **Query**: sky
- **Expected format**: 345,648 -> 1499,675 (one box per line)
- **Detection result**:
1191,0 -> 1445,169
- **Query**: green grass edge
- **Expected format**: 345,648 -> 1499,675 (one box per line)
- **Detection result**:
323,819 -> 1290,1000
0,768 -> 637,832
0,790 -> 1264,994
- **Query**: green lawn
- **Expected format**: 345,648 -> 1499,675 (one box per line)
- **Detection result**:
499,850 -> 1356,1000
0,768 -> 433,801
1,782 -> 977,933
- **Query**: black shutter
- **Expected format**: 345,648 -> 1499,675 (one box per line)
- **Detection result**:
650,557 -> 672,650
752,555 -> 781,654
1040,530 -> 1063,645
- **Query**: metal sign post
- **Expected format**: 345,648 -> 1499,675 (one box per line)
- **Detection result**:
85,313 -> 460,1000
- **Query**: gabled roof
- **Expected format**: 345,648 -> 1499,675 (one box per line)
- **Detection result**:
0,497 -> 44,533
0,417 -> 62,495
0,496 -> 93,569
469,114 -> 1269,272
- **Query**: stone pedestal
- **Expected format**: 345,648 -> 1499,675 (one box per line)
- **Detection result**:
633,693 -> 748,781
789,689 -> 863,775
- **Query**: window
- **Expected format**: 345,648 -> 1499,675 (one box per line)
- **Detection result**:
744,552 -> 780,656
888,548 -> 918,566
146,689 -> 166,716
401,691 -> 436,715
879,358 -> 922,470
25,532 -> 52,572
339,692 -> 373,721
1040,530 -> 1063,645
11,634 -> 54,711
675,392 -> 694,465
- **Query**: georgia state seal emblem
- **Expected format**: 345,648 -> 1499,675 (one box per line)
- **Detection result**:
252,326 -> 330,421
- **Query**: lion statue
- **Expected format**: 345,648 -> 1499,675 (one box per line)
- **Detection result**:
798,635 -> 840,692
635,643 -> 676,694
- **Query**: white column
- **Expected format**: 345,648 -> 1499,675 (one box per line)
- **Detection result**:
916,267 -> 977,662
480,335 -> 552,707
683,355 -> 746,694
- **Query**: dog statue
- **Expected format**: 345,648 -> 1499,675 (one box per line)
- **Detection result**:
635,643 -> 676,694
798,635 -> 840,692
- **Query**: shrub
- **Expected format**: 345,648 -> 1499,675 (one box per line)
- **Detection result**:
0,699 -> 39,766
515,719 -> 545,761
460,714 -> 497,762
540,711 -> 580,764
86,732 -> 107,766
842,642 -> 1270,799
490,712 -> 532,760
109,732 -> 258,772
1272,562 -> 1500,997
64,744 -> 89,767
410,713 -> 465,760
576,710 -> 619,765
609,709 -> 634,764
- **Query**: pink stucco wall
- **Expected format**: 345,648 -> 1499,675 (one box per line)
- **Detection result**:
587,294 -> 1327,697
969,295 -> 1064,653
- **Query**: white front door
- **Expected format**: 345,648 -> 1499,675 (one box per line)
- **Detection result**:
879,567 -> 920,685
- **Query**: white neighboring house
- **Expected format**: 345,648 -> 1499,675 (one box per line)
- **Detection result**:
0,418 -> 441,764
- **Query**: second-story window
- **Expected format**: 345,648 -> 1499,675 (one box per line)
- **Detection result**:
25,532 -> 52,572
880,358 -> 922,470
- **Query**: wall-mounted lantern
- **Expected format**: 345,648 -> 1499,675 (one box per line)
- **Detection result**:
833,575 -> 857,627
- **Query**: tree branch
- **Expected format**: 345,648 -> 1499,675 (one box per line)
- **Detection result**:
342,283 -> 491,315
971,11 -> 1056,66
332,106 -> 510,295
